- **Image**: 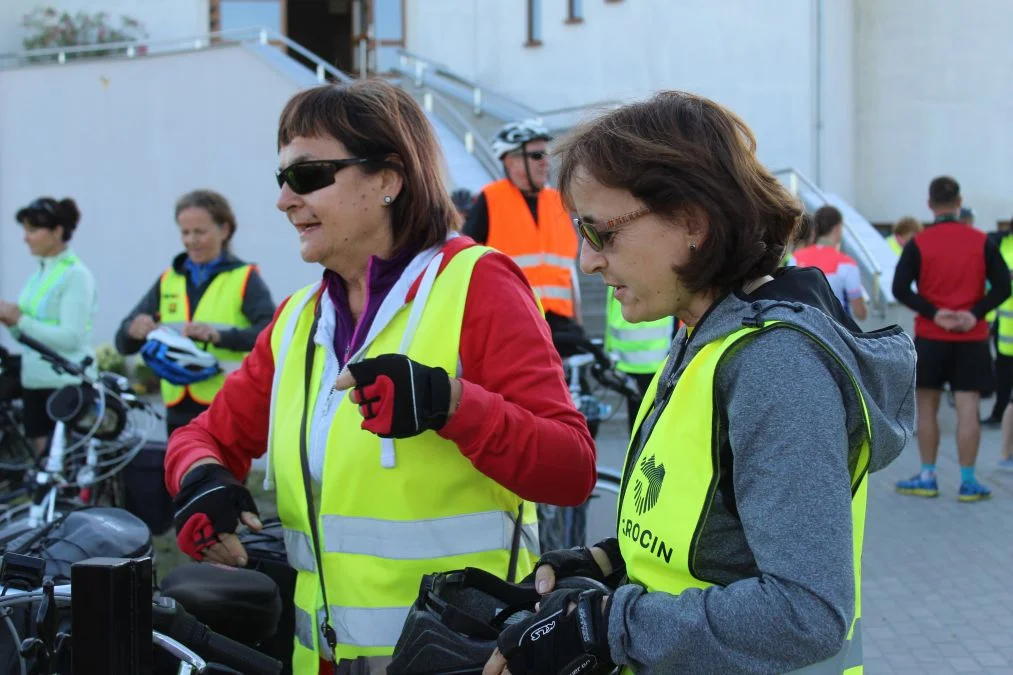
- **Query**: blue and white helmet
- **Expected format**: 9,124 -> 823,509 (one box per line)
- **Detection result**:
140,327 -> 220,386
490,120 -> 553,160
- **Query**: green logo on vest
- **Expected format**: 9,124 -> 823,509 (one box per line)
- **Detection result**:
632,454 -> 666,516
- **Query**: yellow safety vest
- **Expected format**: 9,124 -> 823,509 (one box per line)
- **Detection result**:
17,251 -> 81,325
484,179 -> 578,317
158,265 -> 254,406
268,245 -> 538,670
604,287 -> 673,375
619,322 -> 868,674
994,236 -> 1013,355
886,234 -> 903,256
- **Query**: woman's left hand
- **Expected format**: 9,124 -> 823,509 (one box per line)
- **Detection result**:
482,588 -> 613,675
0,301 -> 21,327
183,322 -> 221,344
335,353 -> 462,438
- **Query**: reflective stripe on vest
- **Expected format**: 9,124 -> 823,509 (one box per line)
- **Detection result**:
158,265 -> 254,406
17,253 -> 80,325
484,179 -> 578,317
619,322 -> 868,674
269,244 -> 538,669
604,286 -> 673,374
995,237 -> 1013,355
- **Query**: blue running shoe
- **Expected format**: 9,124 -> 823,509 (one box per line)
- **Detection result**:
958,480 -> 991,502
895,474 -> 939,497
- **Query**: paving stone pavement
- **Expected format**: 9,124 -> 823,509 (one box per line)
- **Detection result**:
590,391 -> 1013,675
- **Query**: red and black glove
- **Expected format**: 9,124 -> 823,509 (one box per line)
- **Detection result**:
346,354 -> 452,438
172,463 -> 259,560
497,587 -> 614,675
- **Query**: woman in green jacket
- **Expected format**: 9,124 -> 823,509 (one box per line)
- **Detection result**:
0,197 -> 97,453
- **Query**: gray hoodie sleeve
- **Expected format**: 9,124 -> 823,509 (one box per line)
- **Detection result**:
114,278 -> 162,356
609,328 -> 857,674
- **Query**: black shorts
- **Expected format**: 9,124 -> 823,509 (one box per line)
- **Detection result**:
915,338 -> 994,395
20,387 -> 57,439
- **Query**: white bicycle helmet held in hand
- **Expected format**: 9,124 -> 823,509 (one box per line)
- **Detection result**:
140,326 -> 220,385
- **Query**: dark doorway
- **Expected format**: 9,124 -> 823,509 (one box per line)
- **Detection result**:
285,0 -> 354,72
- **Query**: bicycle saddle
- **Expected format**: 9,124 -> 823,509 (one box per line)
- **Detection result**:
160,562 -> 282,645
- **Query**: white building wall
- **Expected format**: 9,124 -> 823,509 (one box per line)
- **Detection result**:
856,0 -> 1013,230
406,0 -> 853,199
817,0 -> 857,203
0,45 -> 321,346
1,0 -> 207,56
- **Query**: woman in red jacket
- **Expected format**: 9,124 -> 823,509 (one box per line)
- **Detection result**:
164,79 -> 596,673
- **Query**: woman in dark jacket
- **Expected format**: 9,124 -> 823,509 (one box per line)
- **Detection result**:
115,189 -> 276,435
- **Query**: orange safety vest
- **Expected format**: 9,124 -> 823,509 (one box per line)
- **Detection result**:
484,179 -> 578,317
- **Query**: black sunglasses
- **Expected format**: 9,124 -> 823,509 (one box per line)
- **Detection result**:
508,150 -> 548,161
276,157 -> 385,195
574,206 -> 651,252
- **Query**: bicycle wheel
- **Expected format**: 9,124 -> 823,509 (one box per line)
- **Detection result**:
585,466 -> 622,545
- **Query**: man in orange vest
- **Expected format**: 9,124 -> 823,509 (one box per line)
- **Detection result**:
463,120 -> 581,328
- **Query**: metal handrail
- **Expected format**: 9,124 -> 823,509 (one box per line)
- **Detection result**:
774,167 -> 888,310
0,26 -> 352,83
776,168 -> 883,275
2,28 -> 498,183
396,48 -> 618,128
417,88 -> 501,179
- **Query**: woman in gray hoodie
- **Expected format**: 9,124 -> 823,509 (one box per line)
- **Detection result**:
484,91 -> 916,674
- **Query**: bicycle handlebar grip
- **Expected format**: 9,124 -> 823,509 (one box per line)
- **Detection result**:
154,598 -> 281,675
16,333 -> 81,376
203,629 -> 283,675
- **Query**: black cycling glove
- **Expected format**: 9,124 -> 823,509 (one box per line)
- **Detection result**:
527,538 -> 626,589
173,463 -> 258,560
498,587 -> 614,675
346,354 -> 452,438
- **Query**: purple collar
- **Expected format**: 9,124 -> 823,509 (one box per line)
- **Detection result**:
323,247 -> 416,366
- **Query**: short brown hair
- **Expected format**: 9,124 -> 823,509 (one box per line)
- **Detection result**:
277,79 -> 458,255
175,189 -> 238,250
893,216 -> 922,238
556,90 -> 802,294
813,205 -> 843,240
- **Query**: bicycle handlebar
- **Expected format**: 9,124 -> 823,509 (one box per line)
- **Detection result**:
15,332 -> 151,413
14,334 -> 88,379
153,595 -> 282,675
0,584 -> 282,675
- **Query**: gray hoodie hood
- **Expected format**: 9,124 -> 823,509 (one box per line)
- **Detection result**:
646,265 -> 916,473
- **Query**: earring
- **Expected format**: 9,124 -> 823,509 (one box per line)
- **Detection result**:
383,195 -> 393,206
689,242 -> 697,252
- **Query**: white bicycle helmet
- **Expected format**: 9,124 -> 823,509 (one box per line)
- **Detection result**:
490,120 -> 553,160
140,327 -> 220,385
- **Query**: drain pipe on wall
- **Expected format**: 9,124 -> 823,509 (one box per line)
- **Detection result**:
811,0 -> 824,187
